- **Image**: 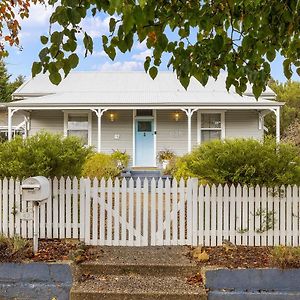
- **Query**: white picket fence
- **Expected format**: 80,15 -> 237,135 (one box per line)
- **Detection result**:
0,177 -> 299,246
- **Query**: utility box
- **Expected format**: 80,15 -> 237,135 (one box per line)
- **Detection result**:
22,176 -> 50,202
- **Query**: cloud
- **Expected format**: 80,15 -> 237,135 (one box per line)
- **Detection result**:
19,4 -> 54,28
80,16 -> 110,39
95,61 -> 143,71
16,4 -> 54,45
76,44 -> 107,58
132,49 -> 152,61
134,40 -> 147,50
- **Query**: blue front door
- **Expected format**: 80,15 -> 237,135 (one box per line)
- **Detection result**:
135,120 -> 154,166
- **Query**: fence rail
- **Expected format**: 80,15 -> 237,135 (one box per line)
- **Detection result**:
0,177 -> 299,246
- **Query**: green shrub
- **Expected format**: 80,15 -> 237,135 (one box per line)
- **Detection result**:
0,132 -> 92,178
171,138 -> 300,186
82,153 -> 121,180
111,150 -> 130,169
165,155 -> 194,179
271,246 -> 300,268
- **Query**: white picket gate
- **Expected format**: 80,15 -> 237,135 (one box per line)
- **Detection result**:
0,177 -> 299,246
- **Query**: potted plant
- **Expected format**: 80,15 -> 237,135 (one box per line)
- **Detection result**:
111,149 -> 130,170
157,149 -> 176,170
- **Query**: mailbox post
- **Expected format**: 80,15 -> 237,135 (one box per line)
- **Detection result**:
21,176 -> 50,253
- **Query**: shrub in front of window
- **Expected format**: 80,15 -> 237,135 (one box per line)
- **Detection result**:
0,132 -> 92,178
82,153 -> 122,180
171,138 -> 300,186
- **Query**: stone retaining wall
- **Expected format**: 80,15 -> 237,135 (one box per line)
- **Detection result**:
0,263 -> 72,300
206,269 -> 300,299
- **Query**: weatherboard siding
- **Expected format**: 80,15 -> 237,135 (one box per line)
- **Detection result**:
93,110 -> 133,157
29,110 -> 64,135
225,110 -> 263,140
156,110 -> 197,155
0,111 -> 24,127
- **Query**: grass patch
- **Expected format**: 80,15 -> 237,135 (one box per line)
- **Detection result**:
271,246 -> 300,268
0,235 -> 32,262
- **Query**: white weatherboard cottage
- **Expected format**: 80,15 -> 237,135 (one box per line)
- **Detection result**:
8,72 -> 283,167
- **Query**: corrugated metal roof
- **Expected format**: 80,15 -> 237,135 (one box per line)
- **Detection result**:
11,71 -> 280,107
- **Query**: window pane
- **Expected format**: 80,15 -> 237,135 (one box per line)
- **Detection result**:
201,114 -> 221,128
68,130 -> 88,144
201,130 -> 221,142
68,115 -> 88,130
138,121 -> 152,132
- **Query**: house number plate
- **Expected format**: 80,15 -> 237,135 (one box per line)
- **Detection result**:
20,211 -> 34,220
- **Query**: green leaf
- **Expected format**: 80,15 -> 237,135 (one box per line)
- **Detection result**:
213,35 -> 224,51
40,36 -> 49,45
68,8 -> 81,24
149,66 -> 158,79
68,53 -> 79,68
252,85 -> 263,99
49,72 -> 62,85
39,48 -> 49,61
83,33 -> 93,55
283,59 -> 292,79
266,49 -> 276,62
102,35 -> 108,45
32,62 -> 42,77
62,60 -> 71,77
123,13 -> 134,34
50,31 -> 63,45
109,18 -> 116,32
110,0 -> 121,9
179,76 -> 190,90
104,45 -> 116,60
68,40 -> 77,52
139,0 -> 146,8
144,56 -> 151,71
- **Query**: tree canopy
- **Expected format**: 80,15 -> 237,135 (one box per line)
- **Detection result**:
282,120 -> 300,148
0,61 -> 25,102
266,80 -> 300,136
1,0 -> 300,97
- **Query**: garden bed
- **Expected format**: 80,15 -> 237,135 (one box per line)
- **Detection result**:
191,246 -> 272,269
0,238 -> 92,263
1,239 -> 299,269
189,245 -> 300,269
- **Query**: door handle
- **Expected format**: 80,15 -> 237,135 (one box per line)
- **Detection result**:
143,132 -> 146,137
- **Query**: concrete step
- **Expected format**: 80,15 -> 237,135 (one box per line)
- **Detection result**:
70,274 -> 207,300
208,291 -> 300,299
78,262 -> 199,277
78,246 -> 199,277
72,246 -> 205,299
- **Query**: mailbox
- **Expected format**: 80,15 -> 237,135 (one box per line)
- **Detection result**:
22,176 -> 50,202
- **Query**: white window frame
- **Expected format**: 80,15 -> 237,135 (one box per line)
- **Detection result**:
63,110 -> 92,146
197,110 -> 225,144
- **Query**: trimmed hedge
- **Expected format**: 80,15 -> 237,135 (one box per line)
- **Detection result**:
0,132 -> 92,178
170,138 -> 300,186
82,151 -> 130,180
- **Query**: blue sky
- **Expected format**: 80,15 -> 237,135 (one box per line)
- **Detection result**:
5,4 -> 300,83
